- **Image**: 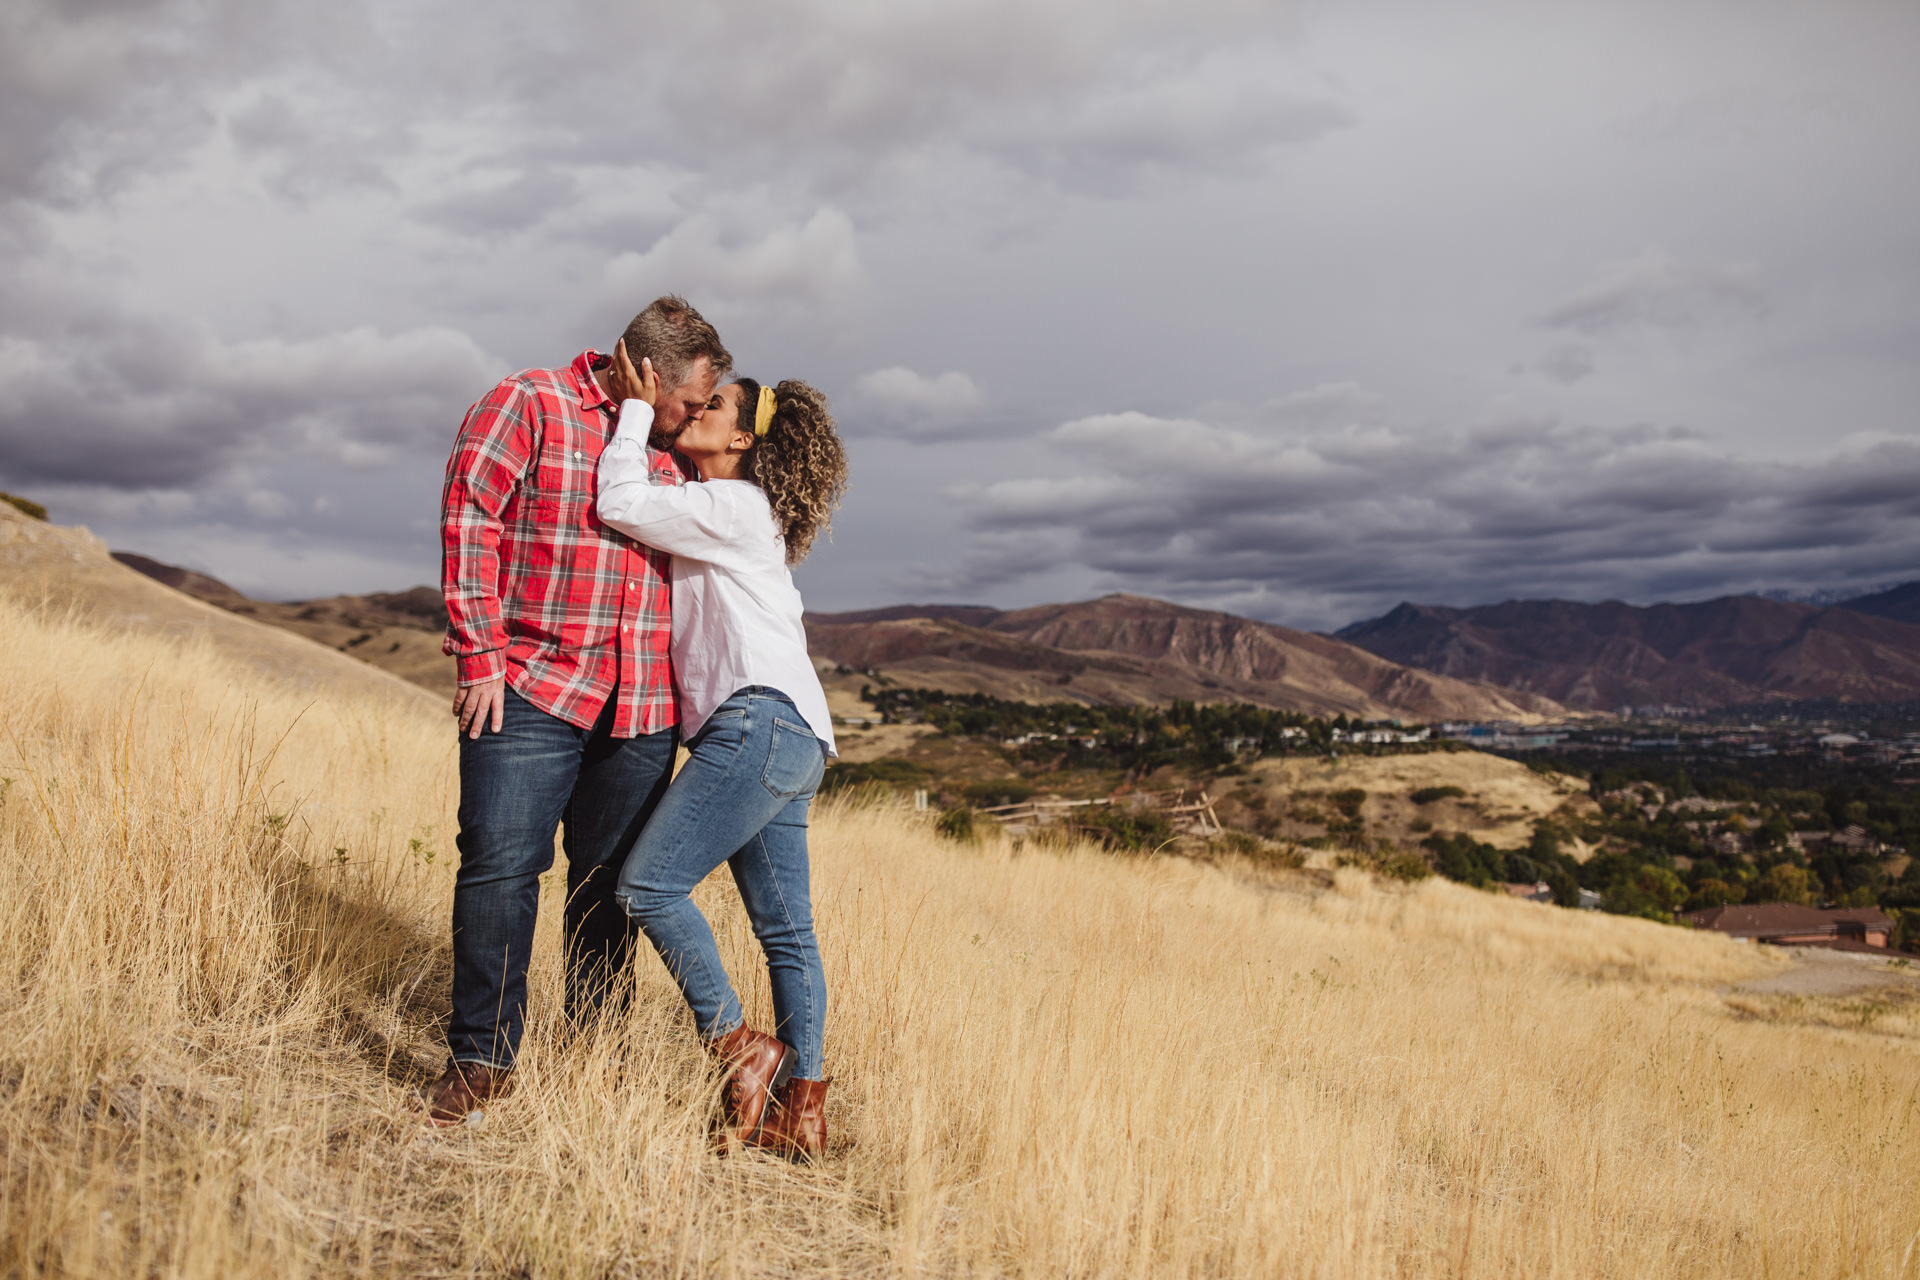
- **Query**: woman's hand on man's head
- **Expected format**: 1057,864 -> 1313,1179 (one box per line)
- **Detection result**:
610,340 -> 660,407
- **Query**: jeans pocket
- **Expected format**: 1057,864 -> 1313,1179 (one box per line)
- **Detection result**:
761,717 -> 825,800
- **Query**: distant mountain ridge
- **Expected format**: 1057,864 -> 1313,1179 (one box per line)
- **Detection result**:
1834,581 -> 1920,627
108,552 -> 1556,721
807,594 -> 1565,721
105,539 -> 1920,715
1337,587 -> 1920,709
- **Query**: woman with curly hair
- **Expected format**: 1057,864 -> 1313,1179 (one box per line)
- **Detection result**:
594,342 -> 847,1162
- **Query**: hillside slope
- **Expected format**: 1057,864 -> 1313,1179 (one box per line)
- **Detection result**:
0,504 -> 439,706
1,597 -> 1910,1276
1338,594 -> 1920,709
810,594 -> 1566,721
109,551 -> 456,695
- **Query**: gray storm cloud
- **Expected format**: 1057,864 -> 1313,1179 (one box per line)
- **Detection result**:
0,0 -> 1915,616
936,413 -> 1920,630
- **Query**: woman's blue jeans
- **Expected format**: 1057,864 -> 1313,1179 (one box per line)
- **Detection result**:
615,687 -> 830,1079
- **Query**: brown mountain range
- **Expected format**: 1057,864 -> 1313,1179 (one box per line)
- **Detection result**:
1837,581 -> 1920,628
103,547 -> 1561,721
80,523 -> 1920,717
1336,595 -> 1920,710
807,595 -> 1566,721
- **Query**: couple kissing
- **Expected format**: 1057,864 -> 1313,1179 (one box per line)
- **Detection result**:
423,295 -> 848,1161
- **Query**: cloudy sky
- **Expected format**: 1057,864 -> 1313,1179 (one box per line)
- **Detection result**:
3,0 -> 1916,630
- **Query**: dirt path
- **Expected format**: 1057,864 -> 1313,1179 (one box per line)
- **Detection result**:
1732,947 -> 1920,998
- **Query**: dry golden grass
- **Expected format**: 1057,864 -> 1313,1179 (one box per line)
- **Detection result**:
1234,751 -> 1598,852
2,595 -> 1918,1277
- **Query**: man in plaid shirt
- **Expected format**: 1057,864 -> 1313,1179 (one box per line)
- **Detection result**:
423,296 -> 731,1126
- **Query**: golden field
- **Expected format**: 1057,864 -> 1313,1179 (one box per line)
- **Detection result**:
1,595 -> 1917,1278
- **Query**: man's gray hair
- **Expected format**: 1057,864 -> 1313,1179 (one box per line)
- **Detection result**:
620,295 -> 731,390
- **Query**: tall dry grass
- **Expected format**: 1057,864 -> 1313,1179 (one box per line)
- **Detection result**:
1,594 -> 1917,1277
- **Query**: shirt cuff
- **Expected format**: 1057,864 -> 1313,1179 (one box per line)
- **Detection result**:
456,650 -> 506,686
615,398 -> 655,442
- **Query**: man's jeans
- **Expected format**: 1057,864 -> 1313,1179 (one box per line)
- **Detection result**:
449,686 -> 677,1069
614,687 -> 830,1079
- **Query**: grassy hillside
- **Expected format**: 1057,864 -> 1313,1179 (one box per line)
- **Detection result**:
1,596 -> 1916,1276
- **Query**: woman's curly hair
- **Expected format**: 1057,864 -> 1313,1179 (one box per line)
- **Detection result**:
733,378 -> 847,564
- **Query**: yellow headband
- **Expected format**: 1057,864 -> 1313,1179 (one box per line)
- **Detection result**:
753,385 -> 777,437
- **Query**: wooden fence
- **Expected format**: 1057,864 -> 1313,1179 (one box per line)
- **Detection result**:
974,788 -> 1223,837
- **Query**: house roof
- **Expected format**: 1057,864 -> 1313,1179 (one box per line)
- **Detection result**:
1684,903 -> 1894,938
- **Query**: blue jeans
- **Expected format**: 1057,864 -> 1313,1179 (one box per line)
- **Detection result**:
449,686 -> 677,1069
615,687 -> 829,1079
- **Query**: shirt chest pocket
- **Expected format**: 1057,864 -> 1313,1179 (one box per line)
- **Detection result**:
525,424 -> 601,505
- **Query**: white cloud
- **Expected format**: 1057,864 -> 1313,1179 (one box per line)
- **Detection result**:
1540,254 -> 1768,336
603,209 -> 863,312
848,367 -> 986,435
1262,383 -> 1385,426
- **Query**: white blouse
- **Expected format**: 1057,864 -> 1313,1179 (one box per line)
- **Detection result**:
595,399 -> 837,756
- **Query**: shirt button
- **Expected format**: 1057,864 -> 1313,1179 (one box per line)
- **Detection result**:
573,450 -> 584,461
627,580 -> 637,590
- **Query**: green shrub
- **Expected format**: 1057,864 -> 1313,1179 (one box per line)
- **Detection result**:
1204,831 -> 1306,869
935,805 -> 977,842
1,492 -> 47,521
1339,844 -> 1432,881
1411,785 -> 1466,805
1423,832 -> 1502,887
960,779 -> 1036,808
820,757 -> 932,794
1078,806 -> 1176,853
1208,830 -> 1264,858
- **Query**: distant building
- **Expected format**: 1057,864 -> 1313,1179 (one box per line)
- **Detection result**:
1791,825 -> 1881,856
1683,904 -> 1894,951
1502,881 -> 1553,904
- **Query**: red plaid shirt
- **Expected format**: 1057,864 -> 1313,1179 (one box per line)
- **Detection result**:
441,350 -> 680,738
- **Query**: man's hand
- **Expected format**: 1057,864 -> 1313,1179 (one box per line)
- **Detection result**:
454,676 -> 507,739
609,340 -> 660,407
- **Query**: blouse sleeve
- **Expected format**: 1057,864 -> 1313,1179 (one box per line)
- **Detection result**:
597,400 -> 771,566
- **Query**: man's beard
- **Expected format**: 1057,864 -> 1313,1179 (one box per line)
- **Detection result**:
648,422 -> 684,451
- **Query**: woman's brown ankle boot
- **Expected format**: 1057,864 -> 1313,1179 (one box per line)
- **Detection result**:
749,1077 -> 829,1162
709,1026 -> 795,1141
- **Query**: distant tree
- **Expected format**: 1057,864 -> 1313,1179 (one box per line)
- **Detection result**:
1756,863 -> 1815,906
1424,833 -> 1503,888
1686,878 -> 1744,911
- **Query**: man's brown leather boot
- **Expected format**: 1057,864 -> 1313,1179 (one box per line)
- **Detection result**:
418,1061 -> 515,1128
748,1077 -> 829,1162
709,1026 -> 795,1141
